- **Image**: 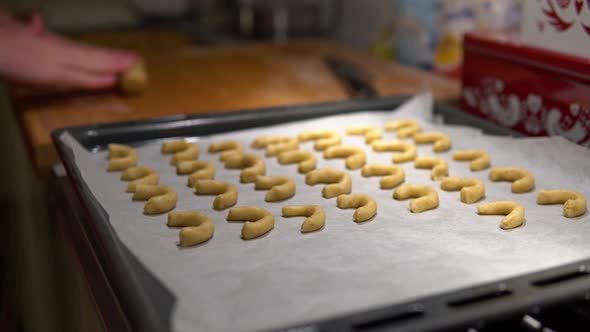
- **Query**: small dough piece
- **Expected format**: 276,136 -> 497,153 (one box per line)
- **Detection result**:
167,212 -> 215,246
489,167 -> 535,193
107,144 -> 138,171
119,59 -> 148,94
194,180 -> 238,211
108,143 -> 134,158
278,150 -> 317,173
252,136 -> 299,157
133,184 -> 177,215
371,140 -> 417,163
170,146 -> 199,166
223,153 -> 266,183
361,163 -> 405,189
171,145 -> 199,166
440,176 -> 485,204
336,194 -> 378,223
266,138 -> 299,157
323,145 -> 366,169
161,140 -> 199,165
121,166 -> 154,180
208,141 -> 244,161
537,189 -> 587,218
453,150 -> 491,171
393,184 -> 439,213
384,119 -> 421,138
414,132 -> 452,152
282,205 -> 326,233
477,201 -> 525,230
254,176 -> 296,202
251,136 -> 291,149
226,206 -> 275,240
346,125 -> 382,144
305,168 -> 352,198
176,160 -> 215,187
161,140 -> 189,153
414,156 -> 449,180
121,166 -> 159,192
298,130 -> 342,150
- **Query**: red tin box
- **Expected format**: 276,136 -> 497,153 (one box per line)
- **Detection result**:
461,31 -> 590,147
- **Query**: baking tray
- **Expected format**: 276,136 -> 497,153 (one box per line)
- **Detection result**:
52,95 -> 590,332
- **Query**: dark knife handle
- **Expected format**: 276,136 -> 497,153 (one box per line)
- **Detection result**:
324,56 -> 378,98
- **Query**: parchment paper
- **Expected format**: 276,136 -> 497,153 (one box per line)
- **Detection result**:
60,94 -> 590,332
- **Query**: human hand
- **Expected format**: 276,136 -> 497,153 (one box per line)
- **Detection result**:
0,10 -> 137,90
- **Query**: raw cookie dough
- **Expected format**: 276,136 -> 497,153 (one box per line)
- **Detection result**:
298,130 -> 342,150
393,184 -> 439,213
252,136 -> 299,157
132,184 -> 177,214
223,153 -> 266,183
194,180 -> 238,210
371,139 -> 417,163
208,141 -> 244,161
161,140 -> 189,153
414,156 -> 449,180
413,131 -> 452,152
254,176 -> 296,202
323,145 -> 366,170
346,125 -> 382,144
440,176 -> 485,204
107,143 -> 138,171
266,138 -> 299,157
167,211 -> 215,246
121,166 -> 159,192
537,189 -> 587,218
453,150 -> 491,171
176,160 -> 215,187
171,144 -> 199,166
278,150 -> 317,173
336,194 -> 378,223
226,206 -> 275,240
119,58 -> 148,94
489,167 -> 535,193
384,119 -> 421,138
282,205 -> 326,233
161,140 -> 199,166
477,201 -> 525,230
252,136 -> 292,149
361,163 -> 405,189
305,168 -> 352,198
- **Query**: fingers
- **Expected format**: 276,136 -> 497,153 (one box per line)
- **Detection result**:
58,68 -> 118,89
58,38 -> 137,73
0,11 -> 44,34
0,9 -> 18,27
53,38 -> 136,89
28,13 -> 44,35
0,26 -> 136,90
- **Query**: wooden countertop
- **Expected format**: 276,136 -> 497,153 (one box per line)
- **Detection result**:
13,37 -> 460,174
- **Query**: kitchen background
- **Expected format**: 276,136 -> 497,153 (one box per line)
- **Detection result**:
0,0 -> 523,78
